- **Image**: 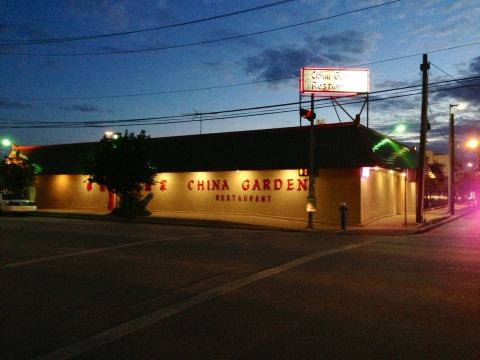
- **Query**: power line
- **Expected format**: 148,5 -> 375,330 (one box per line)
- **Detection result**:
2,78 -> 479,126
2,79 -> 479,129
3,71 -> 479,106
0,1 -> 400,56
0,0 -> 297,46
430,61 -> 480,97
3,47 -> 480,102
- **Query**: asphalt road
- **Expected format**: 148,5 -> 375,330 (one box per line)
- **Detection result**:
1,212 -> 479,359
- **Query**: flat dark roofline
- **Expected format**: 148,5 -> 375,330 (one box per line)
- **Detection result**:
16,123 -> 418,174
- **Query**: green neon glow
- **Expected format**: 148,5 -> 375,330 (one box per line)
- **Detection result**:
372,138 -> 391,152
372,137 -> 415,168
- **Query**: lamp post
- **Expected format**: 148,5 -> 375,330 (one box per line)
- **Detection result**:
448,103 -> 466,215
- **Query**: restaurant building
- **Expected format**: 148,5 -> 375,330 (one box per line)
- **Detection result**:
18,122 -> 418,225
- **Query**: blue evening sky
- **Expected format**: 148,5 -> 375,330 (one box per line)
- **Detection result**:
1,0 -> 479,159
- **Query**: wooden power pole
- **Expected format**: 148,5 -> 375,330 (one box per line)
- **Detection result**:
449,112 -> 455,215
307,93 -> 316,228
416,54 -> 429,223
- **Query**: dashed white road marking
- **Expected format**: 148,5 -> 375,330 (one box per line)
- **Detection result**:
1,234 -> 210,269
35,240 -> 374,360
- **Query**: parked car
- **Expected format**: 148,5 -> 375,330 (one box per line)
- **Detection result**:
0,192 -> 37,213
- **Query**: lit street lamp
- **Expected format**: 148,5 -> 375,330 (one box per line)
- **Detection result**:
385,123 -> 407,137
1,138 -> 13,158
394,123 -> 406,134
1,138 -> 12,147
466,138 -> 480,172
105,131 -> 119,140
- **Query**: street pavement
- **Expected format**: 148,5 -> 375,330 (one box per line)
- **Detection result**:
31,203 -> 477,235
0,210 -> 479,359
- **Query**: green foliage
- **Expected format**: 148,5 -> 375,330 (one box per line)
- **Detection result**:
86,130 -> 157,218
0,155 -> 37,195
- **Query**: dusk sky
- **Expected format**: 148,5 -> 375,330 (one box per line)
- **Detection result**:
1,0 -> 479,160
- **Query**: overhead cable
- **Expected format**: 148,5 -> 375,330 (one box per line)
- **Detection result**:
0,0 -> 297,46
0,1 -> 400,56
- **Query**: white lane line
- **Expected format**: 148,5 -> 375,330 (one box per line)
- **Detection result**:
1,234 -> 210,269
35,240 -> 374,360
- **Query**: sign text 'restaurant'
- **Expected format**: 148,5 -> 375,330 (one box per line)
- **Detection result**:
301,67 -> 369,95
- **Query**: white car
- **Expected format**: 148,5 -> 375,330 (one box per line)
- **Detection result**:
0,193 -> 37,213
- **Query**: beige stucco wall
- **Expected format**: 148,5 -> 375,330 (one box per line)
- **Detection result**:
35,174 -> 110,210
360,168 -> 417,224
361,168 -> 396,223
34,169 -> 364,224
148,170 -> 309,221
316,168 -> 360,224
395,174 -> 417,215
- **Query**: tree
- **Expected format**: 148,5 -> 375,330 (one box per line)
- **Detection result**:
425,161 -> 447,193
86,130 -> 157,218
0,152 -> 37,195
424,161 -> 447,208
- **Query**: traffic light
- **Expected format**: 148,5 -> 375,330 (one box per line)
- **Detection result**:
300,108 -> 316,121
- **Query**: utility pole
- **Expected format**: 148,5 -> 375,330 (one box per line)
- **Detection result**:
307,93 -> 316,228
449,111 -> 455,215
416,54 -> 429,223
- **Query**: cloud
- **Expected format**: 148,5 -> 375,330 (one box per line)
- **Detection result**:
243,30 -> 380,83
466,55 -> 480,74
432,56 -> 480,108
60,104 -> 112,113
0,101 -> 36,109
406,1 -> 480,40
372,95 -> 421,113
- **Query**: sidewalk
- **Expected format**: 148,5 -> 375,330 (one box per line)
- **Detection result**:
31,205 -> 478,235
342,205 -> 476,236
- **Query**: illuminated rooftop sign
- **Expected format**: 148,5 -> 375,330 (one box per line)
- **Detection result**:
300,67 -> 369,96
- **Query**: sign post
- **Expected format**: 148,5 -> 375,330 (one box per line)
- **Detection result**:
300,67 -> 369,228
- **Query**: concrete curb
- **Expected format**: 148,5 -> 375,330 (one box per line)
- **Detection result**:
413,207 -> 478,234
28,211 -> 305,233
26,207 -> 478,236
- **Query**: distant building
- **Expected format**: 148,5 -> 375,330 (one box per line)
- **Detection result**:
426,150 -> 449,177
18,122 -> 417,226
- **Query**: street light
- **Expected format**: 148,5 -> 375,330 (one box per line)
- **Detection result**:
466,138 -> 479,173
466,138 -> 479,150
1,138 -> 13,158
385,123 -> 407,137
448,103 -> 467,215
105,131 -> 119,140
1,138 -> 11,147
394,123 -> 406,134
